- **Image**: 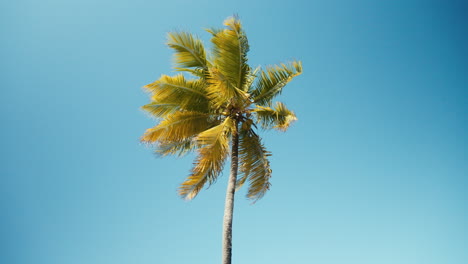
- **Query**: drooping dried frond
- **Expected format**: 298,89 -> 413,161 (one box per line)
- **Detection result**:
141,111 -> 215,143
251,60 -> 302,106
179,118 -> 235,199
237,128 -> 272,201
253,102 -> 297,131
210,16 -> 250,92
143,74 -> 210,117
167,32 -> 210,70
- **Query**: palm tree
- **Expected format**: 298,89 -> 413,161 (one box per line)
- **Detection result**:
141,16 -> 302,264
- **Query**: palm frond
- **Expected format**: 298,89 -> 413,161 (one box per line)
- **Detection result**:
141,16 -> 300,204
210,16 -> 250,92
195,116 -> 235,147
243,65 -> 260,92
141,111 -> 215,143
179,117 -> 235,199
174,67 -> 205,78
154,138 -> 197,157
251,60 -> 302,106
205,27 -> 223,36
237,128 -> 272,201
141,102 -> 181,119
206,68 -> 251,109
143,74 -> 210,117
253,102 -> 297,131
167,32 -> 209,70
178,170 -> 210,201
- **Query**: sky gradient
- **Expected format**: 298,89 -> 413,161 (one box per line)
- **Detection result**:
1,0 -> 467,264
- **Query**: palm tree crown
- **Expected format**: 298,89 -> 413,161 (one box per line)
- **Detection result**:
141,16 -> 302,202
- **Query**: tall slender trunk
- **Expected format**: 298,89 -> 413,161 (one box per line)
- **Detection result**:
222,120 -> 239,264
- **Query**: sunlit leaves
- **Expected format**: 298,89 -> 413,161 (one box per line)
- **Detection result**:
237,129 -> 272,201
167,32 -> 209,70
141,102 -> 181,119
251,61 -> 302,106
141,111 -> 214,143
142,16 -> 302,201
154,138 -> 197,157
253,102 -> 297,131
206,68 -> 250,109
179,118 -> 235,199
211,16 -> 250,92
174,67 -> 205,78
143,74 -> 210,117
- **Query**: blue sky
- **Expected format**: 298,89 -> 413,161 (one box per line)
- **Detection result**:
1,0 -> 467,263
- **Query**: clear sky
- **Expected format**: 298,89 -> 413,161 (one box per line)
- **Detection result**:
1,0 -> 467,264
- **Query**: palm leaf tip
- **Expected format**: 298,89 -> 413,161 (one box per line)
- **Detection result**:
166,31 -> 209,70
144,74 -> 210,114
251,60 -> 302,106
223,15 -> 242,32
253,102 -> 297,131
210,15 -> 250,91
238,129 -> 273,201
178,174 -> 208,200
140,111 -> 213,143
154,138 -> 196,157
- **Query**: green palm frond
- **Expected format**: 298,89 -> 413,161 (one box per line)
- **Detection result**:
167,32 -> 209,70
237,128 -> 272,201
143,74 -> 210,116
253,102 -> 297,131
141,111 -> 215,143
251,60 -> 302,106
210,16 -> 250,92
179,118 -> 235,199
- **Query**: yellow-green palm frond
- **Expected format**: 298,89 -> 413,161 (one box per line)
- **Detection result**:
206,68 -> 251,109
141,111 -> 215,143
178,171 -> 209,201
205,27 -> 223,36
143,74 -> 210,117
167,32 -> 210,70
174,67 -> 205,78
195,116 -> 235,147
243,65 -> 260,92
253,102 -> 297,131
179,117 -> 235,199
142,16 -> 301,202
237,128 -> 272,201
210,16 -> 250,92
141,102 -> 181,119
154,138 -> 196,157
251,60 -> 302,106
